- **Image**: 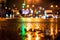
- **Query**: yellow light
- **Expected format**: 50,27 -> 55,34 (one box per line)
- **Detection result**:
17,12 -> 20,14
56,5 -> 58,7
39,7 -> 42,10
50,23 -> 54,35
26,23 -> 31,31
27,5 -> 29,8
34,9 -> 37,14
27,32 -> 31,40
5,7 -> 7,9
51,5 -> 53,7
32,5 -> 34,7
30,8 -> 32,10
55,24 -> 58,35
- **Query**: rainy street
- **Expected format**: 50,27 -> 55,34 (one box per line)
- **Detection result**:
0,18 -> 60,40
0,0 -> 60,40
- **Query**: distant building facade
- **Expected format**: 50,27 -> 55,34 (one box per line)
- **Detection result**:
0,0 -> 6,17
7,0 -> 24,10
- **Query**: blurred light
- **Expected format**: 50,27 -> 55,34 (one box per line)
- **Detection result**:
36,12 -> 38,14
26,18 -> 31,21
20,23 -> 26,36
41,16 -> 46,19
51,5 -> 53,7
27,32 -> 31,40
50,23 -> 54,35
15,8 -> 17,10
43,8 -> 45,10
26,9 -> 29,10
27,5 -> 29,8
6,14 -> 8,18
52,15 -> 54,17
57,12 -> 59,14
5,7 -> 7,9
9,8 -> 11,10
38,10 -> 41,13
26,23 -> 31,31
55,24 -> 58,35
30,8 -> 32,10
32,5 -> 34,7
34,9 -> 37,14
30,10 -> 33,14
25,9 -> 29,14
13,14 -> 14,18
55,16 -> 58,19
35,23 -> 39,29
45,10 -> 52,13
50,28 -> 53,35
22,9 -> 25,10
56,5 -> 58,7
36,16 -> 38,18
10,14 -> 12,18
13,4 -> 16,7
35,32 -> 39,40
17,12 -> 20,15
22,3 -> 26,6
44,11 -> 47,16
39,7 -> 42,10
22,9 -> 25,14
39,15 -> 42,17
22,6 -> 25,8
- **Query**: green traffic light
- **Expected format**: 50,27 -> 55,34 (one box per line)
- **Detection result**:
22,3 -> 26,6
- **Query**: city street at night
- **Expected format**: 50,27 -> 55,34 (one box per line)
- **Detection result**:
0,0 -> 60,40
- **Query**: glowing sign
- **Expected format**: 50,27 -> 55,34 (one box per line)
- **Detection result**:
25,9 -> 29,14
45,10 -> 52,13
22,9 -> 29,14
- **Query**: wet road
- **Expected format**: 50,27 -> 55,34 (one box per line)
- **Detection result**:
0,18 -> 60,40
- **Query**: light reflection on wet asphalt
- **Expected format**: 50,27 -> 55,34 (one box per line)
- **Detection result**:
19,22 -> 58,40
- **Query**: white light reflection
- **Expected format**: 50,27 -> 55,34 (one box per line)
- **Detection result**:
27,32 -> 32,40
50,23 -> 54,40
35,32 -> 40,40
50,23 -> 54,35
26,23 -> 31,31
55,24 -> 58,35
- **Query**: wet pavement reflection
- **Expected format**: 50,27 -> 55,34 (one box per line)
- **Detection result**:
0,18 -> 59,40
18,22 -> 58,40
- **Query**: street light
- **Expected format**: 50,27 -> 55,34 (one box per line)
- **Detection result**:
51,5 -> 53,8
27,5 -> 29,8
55,5 -> 58,7
32,5 -> 34,7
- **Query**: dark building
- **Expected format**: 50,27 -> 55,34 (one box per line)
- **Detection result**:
7,0 -> 24,10
0,0 -> 6,17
